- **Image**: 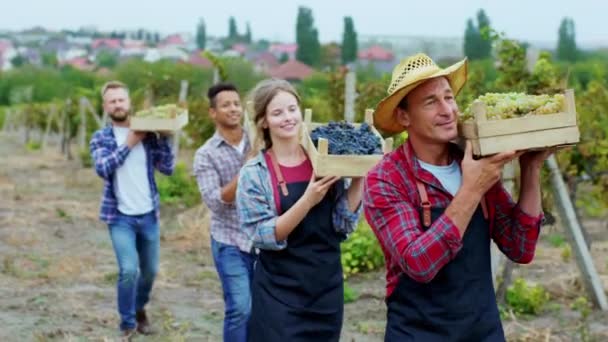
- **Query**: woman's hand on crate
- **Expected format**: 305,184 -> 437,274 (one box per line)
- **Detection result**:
303,175 -> 340,208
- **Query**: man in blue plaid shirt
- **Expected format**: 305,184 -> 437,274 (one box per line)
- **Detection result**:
89,81 -> 175,338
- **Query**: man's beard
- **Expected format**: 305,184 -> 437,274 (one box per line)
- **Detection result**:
109,109 -> 130,122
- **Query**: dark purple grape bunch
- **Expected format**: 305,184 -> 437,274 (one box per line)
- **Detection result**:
310,121 -> 382,155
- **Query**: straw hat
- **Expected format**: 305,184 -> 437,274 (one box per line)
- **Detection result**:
374,53 -> 468,134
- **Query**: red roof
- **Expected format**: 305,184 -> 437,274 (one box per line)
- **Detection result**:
62,57 -> 94,71
92,38 -> 122,50
358,45 -> 394,61
123,40 -> 146,49
188,50 -> 213,68
231,43 -> 248,54
269,59 -> 314,81
160,34 -> 185,47
254,52 -> 279,68
269,43 -> 298,54
0,40 -> 13,54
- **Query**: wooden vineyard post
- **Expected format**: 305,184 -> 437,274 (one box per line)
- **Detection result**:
61,98 -> 73,160
42,104 -> 58,150
83,97 -> 103,128
547,155 -> 608,310
173,80 -> 189,157
2,108 -> 12,132
78,98 -> 88,152
344,69 -> 356,123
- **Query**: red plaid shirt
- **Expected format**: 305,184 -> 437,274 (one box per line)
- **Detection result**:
363,140 -> 543,298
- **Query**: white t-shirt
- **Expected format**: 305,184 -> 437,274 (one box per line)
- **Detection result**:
232,135 -> 247,155
417,159 -> 462,196
112,127 -> 154,215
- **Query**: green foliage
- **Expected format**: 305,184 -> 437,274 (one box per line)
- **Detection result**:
0,65 -> 103,106
96,51 -> 118,69
505,278 -> 550,315
493,37 -> 529,92
223,57 -> 265,92
341,220 -> 384,278
196,18 -> 206,50
571,296 -> 592,319
156,163 -> 200,208
279,53 -> 289,64
79,148 -> 93,168
203,50 -> 229,82
296,6 -> 321,67
228,17 -> 239,40
463,9 -> 493,60
183,98 -> 214,148
115,59 -> 213,105
343,281 -> 359,303
561,244 -> 572,262
341,17 -> 358,65
546,233 -> 566,247
25,140 -> 41,151
41,52 -> 58,68
557,17 -> 578,62
476,10 -> 493,58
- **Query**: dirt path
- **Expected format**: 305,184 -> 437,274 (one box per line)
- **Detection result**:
0,132 -> 607,341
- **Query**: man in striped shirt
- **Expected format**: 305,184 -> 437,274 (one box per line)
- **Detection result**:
364,53 -> 553,341
193,83 -> 253,342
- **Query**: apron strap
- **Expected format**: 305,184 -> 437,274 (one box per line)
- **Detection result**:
415,179 -> 488,228
267,149 -> 289,197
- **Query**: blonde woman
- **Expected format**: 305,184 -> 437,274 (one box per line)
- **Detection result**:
237,79 -> 363,341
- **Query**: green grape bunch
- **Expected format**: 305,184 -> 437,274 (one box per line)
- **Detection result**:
135,104 -> 182,119
460,93 -> 565,121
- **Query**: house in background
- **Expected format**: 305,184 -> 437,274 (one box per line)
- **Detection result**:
268,59 -> 313,82
0,40 -> 17,71
251,51 -> 279,74
269,43 -> 298,61
357,45 -> 395,73
120,39 -> 147,59
187,50 -> 213,68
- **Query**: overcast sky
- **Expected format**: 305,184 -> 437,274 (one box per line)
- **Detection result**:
2,0 -> 607,46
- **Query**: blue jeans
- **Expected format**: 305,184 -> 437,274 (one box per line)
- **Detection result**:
108,211 -> 160,331
211,238 -> 255,342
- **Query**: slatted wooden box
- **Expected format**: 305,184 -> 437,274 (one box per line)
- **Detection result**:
301,109 -> 393,177
458,89 -> 580,156
131,106 -> 189,131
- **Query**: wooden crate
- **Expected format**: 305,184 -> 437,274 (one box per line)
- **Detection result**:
131,109 -> 189,131
302,109 -> 393,177
458,89 -> 580,156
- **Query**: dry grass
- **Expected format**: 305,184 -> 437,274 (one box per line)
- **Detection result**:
163,204 -> 210,253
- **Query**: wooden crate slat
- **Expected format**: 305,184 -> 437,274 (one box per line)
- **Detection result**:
302,109 -> 388,177
460,89 -> 580,156
130,111 -> 189,131
460,112 -> 577,138
470,125 -> 580,156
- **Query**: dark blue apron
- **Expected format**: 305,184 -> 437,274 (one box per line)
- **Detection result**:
384,181 -> 504,342
248,153 -> 344,342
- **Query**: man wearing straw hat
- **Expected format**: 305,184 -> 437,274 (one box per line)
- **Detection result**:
363,53 -> 554,341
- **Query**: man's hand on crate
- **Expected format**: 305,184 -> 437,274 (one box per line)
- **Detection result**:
519,147 -> 558,171
461,141 -> 523,198
126,131 -> 147,148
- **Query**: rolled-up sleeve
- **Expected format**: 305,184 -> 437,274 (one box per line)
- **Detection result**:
332,180 -> 362,235
490,182 -> 543,264
237,163 -> 287,251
